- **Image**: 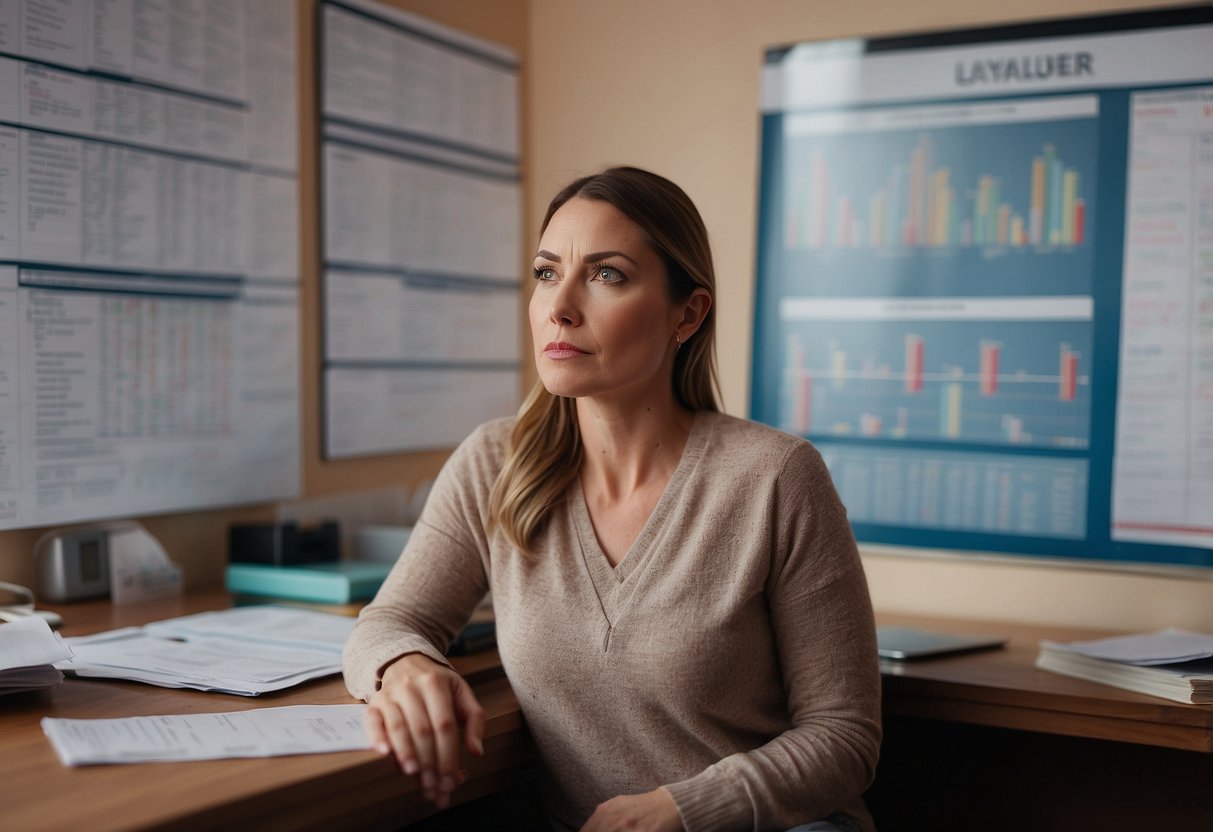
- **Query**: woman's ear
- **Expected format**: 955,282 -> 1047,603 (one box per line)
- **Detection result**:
675,288 -> 712,344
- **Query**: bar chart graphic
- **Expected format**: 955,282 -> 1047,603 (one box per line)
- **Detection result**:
779,98 -> 1099,294
787,137 -> 1087,250
780,318 -> 1092,447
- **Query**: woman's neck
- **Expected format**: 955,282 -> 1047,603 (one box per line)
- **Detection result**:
575,395 -> 695,500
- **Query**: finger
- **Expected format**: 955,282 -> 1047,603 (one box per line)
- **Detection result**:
453,679 -> 486,756
363,704 -> 391,756
415,673 -> 463,784
409,673 -> 465,809
374,698 -> 420,775
397,683 -> 440,796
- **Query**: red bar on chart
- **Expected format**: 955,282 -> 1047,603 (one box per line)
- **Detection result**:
980,340 -> 1000,396
1060,343 -> 1078,401
904,334 -> 924,393
795,374 -> 812,434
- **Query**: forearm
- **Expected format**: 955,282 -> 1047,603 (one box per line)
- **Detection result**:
343,520 -> 488,700
664,709 -> 880,832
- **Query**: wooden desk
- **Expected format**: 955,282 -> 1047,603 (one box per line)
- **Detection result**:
2,599 -> 1210,831
0,592 -> 533,832
868,614 -> 1213,831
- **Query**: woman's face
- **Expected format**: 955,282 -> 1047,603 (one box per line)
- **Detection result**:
529,197 -> 696,406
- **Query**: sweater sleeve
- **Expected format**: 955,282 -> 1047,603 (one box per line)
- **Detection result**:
341,422 -> 503,701
664,442 -> 882,831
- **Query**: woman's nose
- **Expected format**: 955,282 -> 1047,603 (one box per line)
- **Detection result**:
549,281 -> 581,326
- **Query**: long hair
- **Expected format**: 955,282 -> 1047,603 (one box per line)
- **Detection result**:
489,166 -> 722,554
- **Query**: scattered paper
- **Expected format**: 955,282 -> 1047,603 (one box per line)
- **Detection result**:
53,607 -> 357,696
1,616 -> 75,669
143,606 -> 355,653
42,704 -> 371,766
0,616 -> 74,695
1042,628 -> 1213,666
57,629 -> 340,696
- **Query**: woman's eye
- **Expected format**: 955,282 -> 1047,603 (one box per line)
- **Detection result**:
593,266 -> 623,283
533,266 -> 557,281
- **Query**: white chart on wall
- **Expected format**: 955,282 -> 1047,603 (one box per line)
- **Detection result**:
319,0 -> 522,458
0,0 -> 301,530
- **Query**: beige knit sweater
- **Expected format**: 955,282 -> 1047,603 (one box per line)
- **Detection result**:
342,411 -> 881,831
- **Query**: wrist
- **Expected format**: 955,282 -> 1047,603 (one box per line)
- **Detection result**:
656,787 -> 685,832
380,651 -> 443,685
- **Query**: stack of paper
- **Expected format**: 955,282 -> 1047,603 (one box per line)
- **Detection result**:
0,617 -> 74,695
55,606 -> 356,697
1036,628 -> 1213,704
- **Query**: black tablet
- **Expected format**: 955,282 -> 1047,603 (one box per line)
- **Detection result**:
877,627 -> 1008,661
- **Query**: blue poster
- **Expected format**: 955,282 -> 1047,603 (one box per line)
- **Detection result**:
753,10 -> 1213,567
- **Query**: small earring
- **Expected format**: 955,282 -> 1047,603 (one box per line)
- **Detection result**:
674,335 -> 682,353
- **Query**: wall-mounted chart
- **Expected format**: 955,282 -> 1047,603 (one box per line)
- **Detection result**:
0,0 -> 301,531
319,0 -> 522,458
754,6 -> 1213,567
778,298 -> 1092,448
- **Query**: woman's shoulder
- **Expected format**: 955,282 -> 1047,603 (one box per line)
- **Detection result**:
701,411 -> 819,458
442,416 -> 516,481
464,415 -> 515,451
697,412 -> 829,485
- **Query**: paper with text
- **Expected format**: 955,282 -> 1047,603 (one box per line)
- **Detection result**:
42,704 -> 371,766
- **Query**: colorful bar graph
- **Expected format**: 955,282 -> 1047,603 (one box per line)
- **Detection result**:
792,138 -> 1086,250
781,326 -> 1089,447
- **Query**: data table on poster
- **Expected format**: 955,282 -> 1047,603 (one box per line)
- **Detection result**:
320,0 -> 522,458
754,10 -> 1213,567
0,0 -> 301,531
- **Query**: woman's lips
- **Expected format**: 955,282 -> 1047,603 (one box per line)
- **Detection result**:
543,341 -> 588,359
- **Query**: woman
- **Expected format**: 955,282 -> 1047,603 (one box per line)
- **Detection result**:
342,167 -> 881,831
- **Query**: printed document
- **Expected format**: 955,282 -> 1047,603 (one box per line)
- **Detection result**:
143,605 -> 355,653
43,704 -> 371,766
55,606 -> 355,695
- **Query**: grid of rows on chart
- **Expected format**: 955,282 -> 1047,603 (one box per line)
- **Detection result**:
818,443 -> 1088,539
783,97 -> 1097,252
1112,85 -> 1213,550
778,296 -> 1092,448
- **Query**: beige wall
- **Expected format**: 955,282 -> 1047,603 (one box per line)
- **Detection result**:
525,0 -> 1213,631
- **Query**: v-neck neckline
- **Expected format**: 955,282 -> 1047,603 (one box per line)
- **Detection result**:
571,411 -> 712,621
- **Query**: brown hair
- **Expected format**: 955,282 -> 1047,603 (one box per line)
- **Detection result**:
489,167 -> 722,553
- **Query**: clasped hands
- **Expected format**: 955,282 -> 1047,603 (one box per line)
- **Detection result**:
366,653 -> 684,830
